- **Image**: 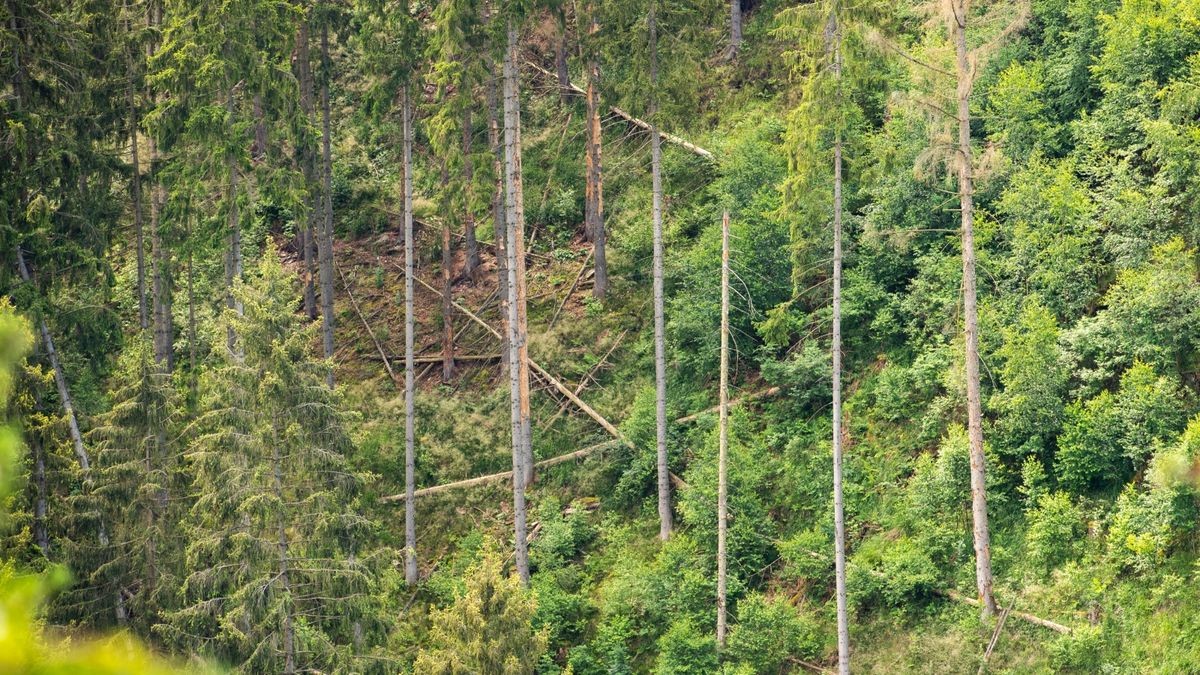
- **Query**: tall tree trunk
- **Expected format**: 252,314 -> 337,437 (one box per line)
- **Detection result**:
830,11 -> 851,673
147,0 -> 172,371
187,213 -> 197,377
729,0 -> 742,59
297,19 -> 318,321
488,60 -> 511,377
319,23 -> 336,386
441,162 -> 456,383
584,8 -> 607,298
225,84 -> 243,354
252,92 -> 266,163
555,8 -> 572,103
952,0 -> 997,619
504,20 -> 531,585
402,86 -> 418,586
462,104 -> 481,281
129,94 -> 147,331
716,210 -> 730,648
649,3 -> 672,542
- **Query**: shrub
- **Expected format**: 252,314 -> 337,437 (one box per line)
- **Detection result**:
654,619 -> 718,675
1025,492 -> 1085,571
726,594 -> 821,673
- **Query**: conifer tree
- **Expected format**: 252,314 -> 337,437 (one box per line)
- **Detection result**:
91,332 -> 178,636
165,248 -> 376,672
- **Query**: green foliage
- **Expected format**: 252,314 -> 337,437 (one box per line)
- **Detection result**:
1025,492 -> 1085,571
990,299 -> 1068,460
1055,361 -> 1186,492
725,593 -> 821,671
415,544 -> 548,674
653,619 -> 717,675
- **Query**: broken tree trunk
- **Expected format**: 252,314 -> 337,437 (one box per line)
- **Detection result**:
523,61 -> 715,160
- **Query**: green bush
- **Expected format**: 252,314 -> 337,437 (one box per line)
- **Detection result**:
654,619 -> 717,675
725,593 -> 821,672
1025,492 -> 1085,571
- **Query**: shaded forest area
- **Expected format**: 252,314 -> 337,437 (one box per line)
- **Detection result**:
5,0 -> 1200,672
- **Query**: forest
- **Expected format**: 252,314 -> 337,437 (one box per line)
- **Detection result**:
5,0 -> 1200,672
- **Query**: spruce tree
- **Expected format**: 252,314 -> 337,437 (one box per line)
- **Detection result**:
164,248 -> 377,672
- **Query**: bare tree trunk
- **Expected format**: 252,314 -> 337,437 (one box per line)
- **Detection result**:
584,8 -> 607,299
504,20 -> 531,585
462,104 -> 480,281
402,86 -> 418,586
147,0 -> 172,371
252,92 -> 267,163
441,162 -> 456,383
487,61 -> 511,376
649,3 -> 672,542
555,7 -> 572,103
952,0 -> 997,619
187,214 -> 197,376
319,23 -> 336,386
729,0 -> 742,59
716,210 -> 731,648
830,12 -> 851,673
297,20 -> 318,321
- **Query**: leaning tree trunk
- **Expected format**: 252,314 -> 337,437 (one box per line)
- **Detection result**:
504,19 -> 532,585
402,86 -> 419,586
716,210 -> 731,648
585,8 -> 607,299
830,11 -> 851,674
649,3 -> 672,541
319,23 -> 336,386
952,0 -> 997,619
555,8 -> 572,103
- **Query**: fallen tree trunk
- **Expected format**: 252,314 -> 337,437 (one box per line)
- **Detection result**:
524,61 -> 715,161
381,439 -> 622,502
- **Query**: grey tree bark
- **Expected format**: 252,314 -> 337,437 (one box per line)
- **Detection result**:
319,23 -> 336,387
402,86 -> 418,586
716,210 -> 730,648
487,61 -> 511,376
584,8 -> 607,299
830,10 -> 851,673
952,0 -> 997,619
297,19 -> 318,322
649,3 -> 672,542
729,0 -> 742,59
504,20 -> 531,585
